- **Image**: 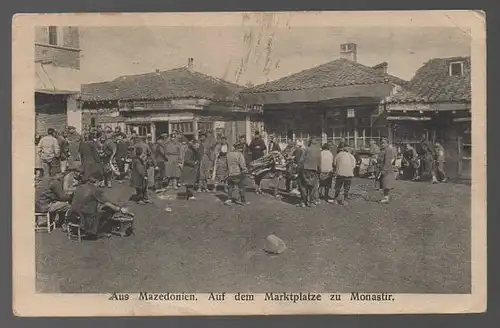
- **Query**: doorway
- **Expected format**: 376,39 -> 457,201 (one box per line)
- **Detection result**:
155,121 -> 169,139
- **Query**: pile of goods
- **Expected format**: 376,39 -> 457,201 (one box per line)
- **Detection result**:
248,151 -> 287,177
109,211 -> 135,237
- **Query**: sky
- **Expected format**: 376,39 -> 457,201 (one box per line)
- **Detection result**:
79,25 -> 470,86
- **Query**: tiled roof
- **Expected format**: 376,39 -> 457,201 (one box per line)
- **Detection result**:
387,56 -> 471,104
81,68 -> 243,102
241,58 -> 408,94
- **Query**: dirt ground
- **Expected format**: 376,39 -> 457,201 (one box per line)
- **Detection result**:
36,177 -> 471,294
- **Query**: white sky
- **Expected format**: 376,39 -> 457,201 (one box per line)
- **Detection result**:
79,25 -> 470,86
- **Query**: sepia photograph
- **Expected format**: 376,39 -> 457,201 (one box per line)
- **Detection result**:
12,11 -> 486,316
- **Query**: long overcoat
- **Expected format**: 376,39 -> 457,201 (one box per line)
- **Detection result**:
199,138 -> 216,180
129,157 -> 146,189
79,140 -> 101,182
180,145 -> 200,184
164,141 -> 182,178
378,145 -> 395,190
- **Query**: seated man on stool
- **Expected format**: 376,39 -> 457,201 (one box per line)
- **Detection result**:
69,171 -> 128,240
35,171 -> 72,225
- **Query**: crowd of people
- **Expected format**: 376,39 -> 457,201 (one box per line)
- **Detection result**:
34,124 -> 448,239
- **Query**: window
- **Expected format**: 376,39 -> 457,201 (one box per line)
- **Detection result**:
127,124 -> 151,136
171,121 -> 194,135
48,26 -> 58,45
198,122 -> 214,133
90,117 -> 96,127
449,61 -> 464,76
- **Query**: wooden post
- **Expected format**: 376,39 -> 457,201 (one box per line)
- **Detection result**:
245,115 -> 251,144
193,117 -> 198,139
362,128 -> 366,148
457,136 -> 462,177
231,121 -> 237,148
387,124 -> 392,143
354,129 -> 358,149
151,123 -> 156,142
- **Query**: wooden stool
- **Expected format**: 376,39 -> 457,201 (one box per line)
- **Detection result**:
64,210 -> 84,242
35,212 -> 55,233
67,222 -> 83,242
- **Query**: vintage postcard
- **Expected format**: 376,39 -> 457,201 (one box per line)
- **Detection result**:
12,11 -> 486,316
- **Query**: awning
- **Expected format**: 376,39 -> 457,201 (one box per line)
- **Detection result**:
239,83 -> 393,105
35,62 -> 80,93
387,116 -> 432,121
124,113 -> 194,123
386,102 -> 470,112
453,117 -> 471,122
36,89 -> 79,95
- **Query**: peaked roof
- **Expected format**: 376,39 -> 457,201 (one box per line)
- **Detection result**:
81,67 -> 243,102
387,56 -> 471,104
241,58 -> 408,94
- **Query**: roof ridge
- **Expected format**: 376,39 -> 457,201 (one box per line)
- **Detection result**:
243,58 -> 408,93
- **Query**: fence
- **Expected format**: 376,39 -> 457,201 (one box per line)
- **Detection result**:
271,134 -> 387,150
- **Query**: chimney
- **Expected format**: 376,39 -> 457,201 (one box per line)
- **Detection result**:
372,62 -> 388,74
340,43 -> 357,62
187,57 -> 194,69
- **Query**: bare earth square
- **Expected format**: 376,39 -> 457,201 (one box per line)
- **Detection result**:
35,178 -> 471,294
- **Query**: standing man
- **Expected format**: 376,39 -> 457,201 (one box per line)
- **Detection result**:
319,143 -> 335,202
154,134 -> 168,190
432,142 -> 447,183
234,135 -> 251,168
38,128 -> 61,177
180,139 -> 201,200
267,135 -> 281,153
377,138 -> 395,204
336,137 -> 346,153
296,138 -> 321,207
66,126 -> 82,171
403,143 -> 419,180
57,130 -> 69,173
332,145 -> 356,205
224,144 -> 249,206
146,134 -> 156,190
249,131 -> 267,162
101,130 -> 117,188
164,131 -> 182,189
114,133 -> 130,181
282,139 -> 298,193
198,131 -> 216,192
327,140 -> 338,157
367,139 -> 380,178
79,131 -> 101,182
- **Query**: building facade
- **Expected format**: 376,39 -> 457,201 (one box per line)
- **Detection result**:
385,56 -> 471,179
81,62 -> 262,146
35,26 -> 82,135
240,44 -> 408,149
